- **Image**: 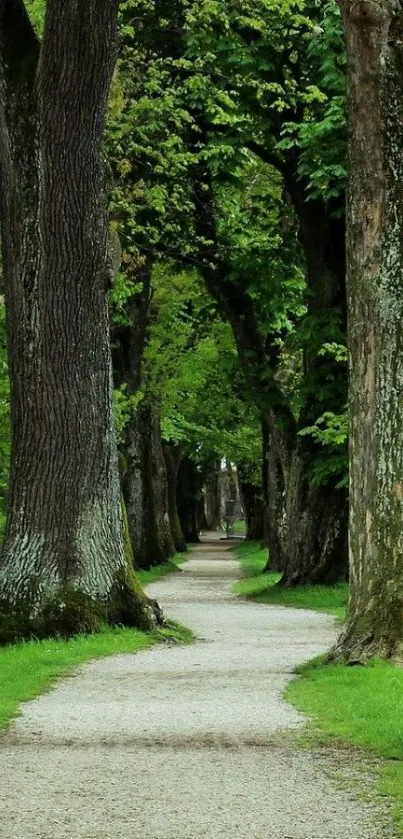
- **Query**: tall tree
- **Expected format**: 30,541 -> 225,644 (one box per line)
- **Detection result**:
0,0 -> 156,641
333,0 -> 403,661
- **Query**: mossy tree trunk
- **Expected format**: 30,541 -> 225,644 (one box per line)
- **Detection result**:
0,0 -> 156,642
279,451 -> 348,586
332,0 -> 403,661
163,443 -> 187,553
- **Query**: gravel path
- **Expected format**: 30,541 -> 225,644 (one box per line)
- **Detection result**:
0,539 -> 395,838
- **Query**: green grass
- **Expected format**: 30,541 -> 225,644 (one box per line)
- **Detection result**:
233,519 -> 246,535
0,621 -> 192,734
233,543 -> 403,828
288,658 -> 403,831
232,541 -> 348,621
0,556 -> 191,734
137,553 -> 187,586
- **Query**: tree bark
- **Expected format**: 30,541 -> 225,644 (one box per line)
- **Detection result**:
332,0 -> 403,661
163,443 -> 187,553
152,415 -> 176,560
0,0 -> 157,641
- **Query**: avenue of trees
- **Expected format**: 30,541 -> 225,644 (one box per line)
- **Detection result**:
0,0 -> 401,661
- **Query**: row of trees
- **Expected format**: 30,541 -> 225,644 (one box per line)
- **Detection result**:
0,0 -> 401,660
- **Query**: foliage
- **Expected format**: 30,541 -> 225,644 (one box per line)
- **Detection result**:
114,385 -> 144,443
143,262 -> 262,476
299,340 -> 348,487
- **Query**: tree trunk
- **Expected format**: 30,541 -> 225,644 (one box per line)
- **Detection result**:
152,415 -> 176,560
262,421 -> 286,572
0,0 -> 156,642
163,443 -> 187,552
204,458 -> 222,531
268,413 -> 348,586
237,470 -> 264,541
332,0 -> 403,661
177,457 -> 202,543
121,405 -> 175,570
280,457 -> 348,586
190,114 -> 347,584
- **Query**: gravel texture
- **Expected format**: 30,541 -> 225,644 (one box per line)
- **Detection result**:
0,539 -> 396,838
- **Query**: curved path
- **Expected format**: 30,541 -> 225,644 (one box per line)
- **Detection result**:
0,540 -> 394,838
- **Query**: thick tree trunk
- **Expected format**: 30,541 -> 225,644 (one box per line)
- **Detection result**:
269,415 -> 348,586
332,0 -> 403,661
204,458 -> 222,531
163,443 -> 187,553
190,114 -> 347,583
177,457 -> 202,543
0,0 -> 157,642
280,457 -> 348,586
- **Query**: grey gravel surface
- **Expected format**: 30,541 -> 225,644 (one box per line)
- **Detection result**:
0,539 -> 395,838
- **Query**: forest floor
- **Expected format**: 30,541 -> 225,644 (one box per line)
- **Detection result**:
0,537 -> 396,838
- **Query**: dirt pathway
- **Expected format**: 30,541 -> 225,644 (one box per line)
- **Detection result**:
0,540 -> 395,838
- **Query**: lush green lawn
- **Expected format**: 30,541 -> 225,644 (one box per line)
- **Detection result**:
0,556 -> 191,734
232,541 -> 348,621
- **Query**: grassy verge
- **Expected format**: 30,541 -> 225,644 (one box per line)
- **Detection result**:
137,553 -> 187,587
0,620 -> 192,734
232,541 -> 348,621
288,658 -> 403,831
233,543 -> 403,831
0,555 -> 191,734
